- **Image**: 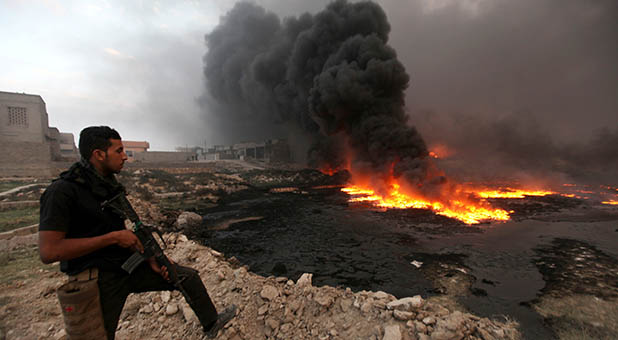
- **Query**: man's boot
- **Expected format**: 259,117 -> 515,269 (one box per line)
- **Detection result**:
204,305 -> 237,338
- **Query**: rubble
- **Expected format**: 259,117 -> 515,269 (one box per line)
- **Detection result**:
176,211 -> 203,231
387,296 -> 425,311
0,226 -> 522,340
0,193 -> 522,340
107,229 -> 521,339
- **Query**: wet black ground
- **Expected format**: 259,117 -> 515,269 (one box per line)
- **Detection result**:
185,186 -> 618,340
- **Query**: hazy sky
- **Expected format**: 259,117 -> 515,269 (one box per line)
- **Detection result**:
1,0 -> 616,151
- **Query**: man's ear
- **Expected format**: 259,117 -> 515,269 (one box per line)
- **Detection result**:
92,149 -> 107,161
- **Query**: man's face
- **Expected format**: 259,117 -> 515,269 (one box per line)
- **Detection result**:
101,139 -> 128,174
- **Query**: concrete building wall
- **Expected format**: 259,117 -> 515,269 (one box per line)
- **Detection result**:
47,127 -> 62,161
0,140 -> 52,163
0,140 -> 54,177
203,152 -> 236,161
0,91 -> 48,143
0,91 -> 79,175
133,151 -> 196,163
59,132 -> 79,160
201,139 -> 290,163
123,140 -> 150,162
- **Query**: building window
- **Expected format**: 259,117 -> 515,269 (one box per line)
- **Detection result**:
126,150 -> 134,157
7,107 -> 28,127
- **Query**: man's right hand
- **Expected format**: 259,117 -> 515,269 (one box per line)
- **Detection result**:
39,229 -> 144,264
113,230 -> 144,253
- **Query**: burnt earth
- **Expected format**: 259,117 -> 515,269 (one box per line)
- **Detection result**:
531,238 -> 618,338
403,252 -> 475,296
489,195 -> 586,220
182,180 -> 617,340
187,186 -> 481,299
115,166 -> 618,339
533,238 -> 618,299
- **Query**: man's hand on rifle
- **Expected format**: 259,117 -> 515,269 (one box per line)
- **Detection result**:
148,257 -> 174,281
113,230 -> 144,253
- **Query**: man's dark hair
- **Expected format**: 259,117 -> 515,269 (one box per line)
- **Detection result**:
79,126 -> 122,160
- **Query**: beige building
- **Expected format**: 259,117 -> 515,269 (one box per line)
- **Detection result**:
1,91 -> 51,143
123,141 -> 200,163
59,132 -> 78,158
122,140 -> 150,162
0,91 -> 78,176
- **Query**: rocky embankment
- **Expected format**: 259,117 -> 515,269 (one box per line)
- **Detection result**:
115,229 -> 521,340
0,196 -> 521,340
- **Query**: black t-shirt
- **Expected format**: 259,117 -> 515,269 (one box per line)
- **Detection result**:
39,178 -> 133,275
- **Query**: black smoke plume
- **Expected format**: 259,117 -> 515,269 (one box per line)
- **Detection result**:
203,0 -> 429,187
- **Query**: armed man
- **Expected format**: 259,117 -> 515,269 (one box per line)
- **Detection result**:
39,126 -> 236,339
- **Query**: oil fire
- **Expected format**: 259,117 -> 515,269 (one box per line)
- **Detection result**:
322,149 -> 615,224
473,188 -> 555,199
427,144 -> 454,159
337,177 -> 618,224
342,182 -> 511,225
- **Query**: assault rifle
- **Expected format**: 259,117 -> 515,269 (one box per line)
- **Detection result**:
101,193 -> 221,329
121,222 -> 192,302
98,193 -> 176,281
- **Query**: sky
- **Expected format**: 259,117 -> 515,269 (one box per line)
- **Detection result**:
1,0 -> 616,152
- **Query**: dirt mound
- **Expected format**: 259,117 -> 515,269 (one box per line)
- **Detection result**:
0,231 -> 520,340
0,187 -> 521,340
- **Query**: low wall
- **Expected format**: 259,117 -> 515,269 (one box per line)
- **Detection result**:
0,161 -> 73,178
124,162 -> 216,170
0,140 -> 51,163
0,140 -> 54,177
0,163 -> 53,177
134,151 -> 196,163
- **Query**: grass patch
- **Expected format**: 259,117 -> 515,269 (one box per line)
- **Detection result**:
0,245 -> 55,286
0,206 -> 39,232
535,295 -> 618,340
0,181 -> 32,193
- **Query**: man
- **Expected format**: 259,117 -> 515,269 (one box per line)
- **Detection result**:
39,126 -> 236,339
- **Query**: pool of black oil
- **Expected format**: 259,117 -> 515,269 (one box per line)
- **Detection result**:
187,186 -> 618,340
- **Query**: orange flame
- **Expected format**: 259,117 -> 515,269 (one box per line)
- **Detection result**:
343,182 -> 511,225
427,144 -> 454,159
319,166 -> 338,176
473,188 -> 555,199
320,140 -> 616,224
